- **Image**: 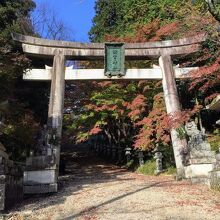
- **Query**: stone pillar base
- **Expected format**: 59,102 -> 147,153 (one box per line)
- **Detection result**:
184,163 -> 214,184
24,183 -> 57,194
24,155 -> 58,194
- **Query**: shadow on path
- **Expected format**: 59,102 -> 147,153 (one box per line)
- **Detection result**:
62,181 -> 165,220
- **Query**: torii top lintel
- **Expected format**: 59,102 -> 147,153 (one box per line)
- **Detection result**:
12,33 -> 206,61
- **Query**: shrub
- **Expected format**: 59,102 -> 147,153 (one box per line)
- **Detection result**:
137,160 -> 156,175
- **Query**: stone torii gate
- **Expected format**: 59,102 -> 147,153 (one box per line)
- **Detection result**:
12,33 -> 205,193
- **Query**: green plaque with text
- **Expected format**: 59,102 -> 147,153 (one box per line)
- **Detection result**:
105,43 -> 125,77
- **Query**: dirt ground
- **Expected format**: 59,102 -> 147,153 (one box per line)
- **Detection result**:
3,146 -> 220,220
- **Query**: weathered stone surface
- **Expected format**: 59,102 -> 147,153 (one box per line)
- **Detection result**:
21,43 -> 202,60
189,157 -> 216,164
0,162 -> 23,211
24,170 -> 57,185
23,54 -> 65,195
47,53 -> 66,168
209,170 -> 220,190
23,165 -> 58,194
26,155 -> 55,170
185,164 -> 214,183
159,55 -> 187,177
0,183 -> 5,211
23,67 -> 198,81
24,183 -> 57,194
189,150 -> 216,159
185,121 -> 215,162
154,147 -> 163,175
216,153 -> 220,161
12,33 -> 206,60
190,177 -> 210,184
12,33 -> 206,49
214,155 -> 220,170
184,121 -> 217,183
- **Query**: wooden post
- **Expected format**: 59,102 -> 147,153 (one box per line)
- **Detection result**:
159,55 -> 187,178
47,51 -> 66,169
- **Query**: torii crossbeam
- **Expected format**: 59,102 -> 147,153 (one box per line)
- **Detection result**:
24,67 -> 197,81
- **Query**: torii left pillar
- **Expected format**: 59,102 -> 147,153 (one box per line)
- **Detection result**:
47,51 -> 66,180
24,52 -> 65,194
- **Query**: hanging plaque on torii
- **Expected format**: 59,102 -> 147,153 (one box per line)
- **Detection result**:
104,43 -> 125,77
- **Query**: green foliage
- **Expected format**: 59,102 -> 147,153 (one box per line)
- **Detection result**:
137,159 -> 176,176
126,159 -> 135,169
0,0 -> 35,38
68,81 -> 140,143
137,160 -> 156,175
163,166 -> 177,175
0,103 -> 40,161
156,144 -> 176,168
0,0 -> 41,160
89,0 -> 208,42
208,133 -> 220,153
176,126 -> 187,140
0,0 -> 35,101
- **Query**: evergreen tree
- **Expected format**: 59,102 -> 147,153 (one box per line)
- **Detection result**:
89,0 -> 197,42
0,0 -> 35,101
0,0 -> 39,161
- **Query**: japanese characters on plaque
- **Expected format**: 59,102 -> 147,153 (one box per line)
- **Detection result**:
104,43 -> 125,77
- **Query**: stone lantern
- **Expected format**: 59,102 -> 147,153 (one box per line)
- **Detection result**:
154,145 -> 163,175
125,147 -> 132,162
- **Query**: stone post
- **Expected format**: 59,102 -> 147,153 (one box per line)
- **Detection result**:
154,151 -> 163,175
138,151 -> 144,166
159,55 -> 187,178
47,51 -> 66,170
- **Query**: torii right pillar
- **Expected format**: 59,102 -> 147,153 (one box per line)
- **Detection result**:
159,55 -> 187,178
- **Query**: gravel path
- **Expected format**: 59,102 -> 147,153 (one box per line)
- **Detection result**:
5,147 -> 220,220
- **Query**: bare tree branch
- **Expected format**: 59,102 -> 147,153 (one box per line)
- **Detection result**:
31,3 -> 74,40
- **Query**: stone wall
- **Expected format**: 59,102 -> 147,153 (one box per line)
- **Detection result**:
0,156 -> 24,211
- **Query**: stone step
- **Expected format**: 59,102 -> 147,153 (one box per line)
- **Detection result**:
184,163 -> 214,180
189,158 -> 216,164
24,169 -> 57,186
24,183 -> 57,194
190,150 -> 216,158
190,176 -> 210,185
